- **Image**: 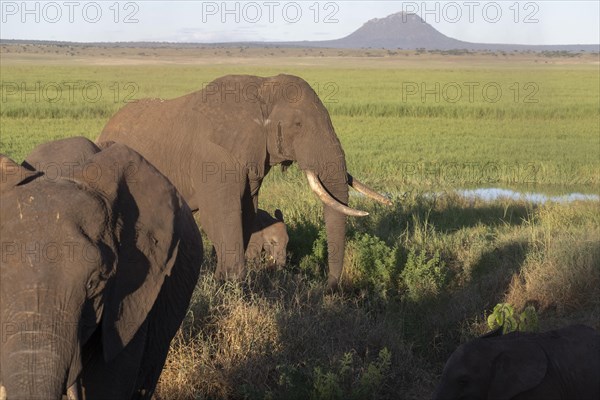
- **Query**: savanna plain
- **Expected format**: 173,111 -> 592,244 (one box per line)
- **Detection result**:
1,45 -> 599,399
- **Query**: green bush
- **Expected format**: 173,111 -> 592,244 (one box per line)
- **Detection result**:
344,233 -> 399,298
311,348 -> 392,400
264,349 -> 393,400
400,249 -> 448,302
312,368 -> 343,400
354,348 -> 392,399
312,228 -> 329,263
296,228 -> 328,280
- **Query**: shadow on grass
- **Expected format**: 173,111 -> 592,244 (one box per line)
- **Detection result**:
427,202 -> 533,233
343,196 -> 536,254
285,193 -> 534,267
169,236 -> 528,399
404,240 -> 529,366
224,277 -> 436,400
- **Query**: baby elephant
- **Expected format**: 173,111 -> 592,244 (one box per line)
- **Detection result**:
245,209 -> 289,268
433,324 -> 600,400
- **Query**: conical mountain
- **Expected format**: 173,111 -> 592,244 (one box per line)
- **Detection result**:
321,12 -> 469,49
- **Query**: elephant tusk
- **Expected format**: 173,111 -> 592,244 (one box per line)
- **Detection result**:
0,385 -> 6,400
305,170 -> 369,217
347,174 -> 393,206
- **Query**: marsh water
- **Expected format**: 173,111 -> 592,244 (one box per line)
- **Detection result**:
454,188 -> 599,204
354,187 -> 599,204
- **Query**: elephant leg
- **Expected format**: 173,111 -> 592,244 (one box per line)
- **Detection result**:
191,142 -> 248,280
215,211 -> 245,280
196,194 -> 245,280
241,191 -> 258,248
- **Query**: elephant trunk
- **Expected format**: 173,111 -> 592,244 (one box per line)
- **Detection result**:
312,154 -> 351,290
302,145 -> 391,289
323,202 -> 347,290
2,312 -> 76,399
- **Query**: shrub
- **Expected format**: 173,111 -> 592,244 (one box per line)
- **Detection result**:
297,228 -> 328,279
400,249 -> 448,302
310,348 -> 392,400
343,233 -> 399,298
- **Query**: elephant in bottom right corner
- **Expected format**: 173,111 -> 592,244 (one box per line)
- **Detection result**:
433,324 -> 600,400
245,209 -> 289,269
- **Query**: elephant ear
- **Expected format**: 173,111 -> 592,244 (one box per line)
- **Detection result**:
75,143 -> 200,362
0,155 -> 42,191
274,209 -> 284,222
488,340 -> 547,400
23,136 -> 100,176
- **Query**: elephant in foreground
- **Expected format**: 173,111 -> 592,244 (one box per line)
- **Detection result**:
246,209 -> 288,268
99,74 -> 391,289
433,324 -> 600,400
0,137 -> 203,399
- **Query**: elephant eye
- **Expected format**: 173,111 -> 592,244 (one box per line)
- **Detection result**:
295,121 -> 302,128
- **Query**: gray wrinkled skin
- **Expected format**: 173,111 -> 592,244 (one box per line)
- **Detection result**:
0,137 -> 203,399
99,74 -> 380,289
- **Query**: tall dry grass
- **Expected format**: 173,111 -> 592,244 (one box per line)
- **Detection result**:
155,198 -> 599,399
506,203 -> 600,317
155,261 -> 436,399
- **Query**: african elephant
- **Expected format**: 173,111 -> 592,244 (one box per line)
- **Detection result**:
99,74 -> 391,289
0,137 -> 203,399
433,325 -> 600,400
246,209 -> 288,268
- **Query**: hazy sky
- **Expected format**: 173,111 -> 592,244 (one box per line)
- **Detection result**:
1,1 -> 598,45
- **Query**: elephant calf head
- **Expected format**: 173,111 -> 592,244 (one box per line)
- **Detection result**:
0,137 -> 203,399
433,325 -> 600,400
246,209 -> 288,268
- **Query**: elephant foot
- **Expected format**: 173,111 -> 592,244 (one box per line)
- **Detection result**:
327,276 -> 341,293
215,263 -> 246,282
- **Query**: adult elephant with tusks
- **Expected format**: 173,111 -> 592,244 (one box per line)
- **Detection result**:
99,74 -> 392,289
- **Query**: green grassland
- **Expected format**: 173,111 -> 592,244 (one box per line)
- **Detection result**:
1,45 -> 599,399
2,46 -> 598,190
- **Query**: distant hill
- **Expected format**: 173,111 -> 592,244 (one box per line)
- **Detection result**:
307,12 -> 470,50
303,12 -> 598,52
2,12 -> 598,52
